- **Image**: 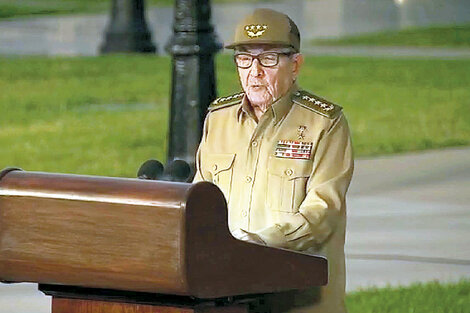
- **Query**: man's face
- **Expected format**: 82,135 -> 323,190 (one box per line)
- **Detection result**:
236,45 -> 303,110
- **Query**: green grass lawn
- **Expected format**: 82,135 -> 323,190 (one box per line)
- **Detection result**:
346,280 -> 470,313
0,0 -> 109,18
311,24 -> 470,48
0,0 -> 271,19
0,54 -> 469,177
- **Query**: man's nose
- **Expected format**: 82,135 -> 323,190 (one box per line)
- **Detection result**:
250,58 -> 264,77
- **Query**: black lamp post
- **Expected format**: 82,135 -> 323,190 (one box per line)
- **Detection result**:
100,0 -> 156,54
165,0 -> 222,178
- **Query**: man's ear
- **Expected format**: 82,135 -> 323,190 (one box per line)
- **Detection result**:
292,53 -> 304,79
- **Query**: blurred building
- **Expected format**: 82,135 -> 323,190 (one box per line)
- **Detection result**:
306,0 -> 399,38
398,0 -> 470,28
1,0 -> 469,56
305,0 -> 470,38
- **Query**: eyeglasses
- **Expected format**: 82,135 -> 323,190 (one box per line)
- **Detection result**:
234,51 -> 294,69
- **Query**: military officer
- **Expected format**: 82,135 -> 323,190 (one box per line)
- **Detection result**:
193,8 -> 354,313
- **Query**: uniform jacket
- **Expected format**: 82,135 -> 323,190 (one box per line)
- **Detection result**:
193,85 -> 354,313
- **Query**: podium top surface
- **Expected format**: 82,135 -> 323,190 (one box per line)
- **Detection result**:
0,169 -> 327,298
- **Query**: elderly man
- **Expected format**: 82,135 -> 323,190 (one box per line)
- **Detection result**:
193,8 -> 353,313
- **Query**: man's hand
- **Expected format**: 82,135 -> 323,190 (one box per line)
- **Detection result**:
231,228 -> 266,245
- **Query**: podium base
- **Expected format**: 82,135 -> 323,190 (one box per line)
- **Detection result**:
52,298 -> 248,313
40,285 -> 250,313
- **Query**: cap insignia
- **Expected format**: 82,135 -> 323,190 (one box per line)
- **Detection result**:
245,24 -> 268,38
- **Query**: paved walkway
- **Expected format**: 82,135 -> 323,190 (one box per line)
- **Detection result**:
1,147 -> 469,312
346,147 -> 470,291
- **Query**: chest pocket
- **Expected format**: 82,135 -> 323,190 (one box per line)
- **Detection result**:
267,156 -> 312,213
207,153 -> 236,203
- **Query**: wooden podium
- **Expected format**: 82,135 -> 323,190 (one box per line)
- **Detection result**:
0,168 -> 327,313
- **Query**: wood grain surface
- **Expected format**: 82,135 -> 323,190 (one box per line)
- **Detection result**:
0,170 -> 189,294
0,169 -> 327,299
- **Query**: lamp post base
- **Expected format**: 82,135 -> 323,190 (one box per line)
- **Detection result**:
100,0 -> 157,54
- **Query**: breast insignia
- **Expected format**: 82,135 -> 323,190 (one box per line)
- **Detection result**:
208,92 -> 244,112
293,90 -> 342,119
297,125 -> 307,140
275,140 -> 313,160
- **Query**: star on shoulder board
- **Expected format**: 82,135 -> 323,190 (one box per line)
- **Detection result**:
293,90 -> 342,119
208,92 -> 244,112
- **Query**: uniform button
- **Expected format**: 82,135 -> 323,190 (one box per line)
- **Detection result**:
245,176 -> 252,183
252,141 -> 258,147
212,164 -> 218,171
285,169 -> 293,176
241,210 -> 248,217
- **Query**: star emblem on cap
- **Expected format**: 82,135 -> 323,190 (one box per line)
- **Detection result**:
245,24 -> 268,38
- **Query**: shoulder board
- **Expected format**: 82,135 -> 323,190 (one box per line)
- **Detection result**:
292,90 -> 342,119
208,92 -> 244,112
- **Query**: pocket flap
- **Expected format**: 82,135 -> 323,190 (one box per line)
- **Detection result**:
207,153 -> 236,175
267,155 -> 311,180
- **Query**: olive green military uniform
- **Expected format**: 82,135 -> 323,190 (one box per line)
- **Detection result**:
193,85 -> 354,313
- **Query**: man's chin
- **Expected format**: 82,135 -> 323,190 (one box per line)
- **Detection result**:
247,94 -> 273,107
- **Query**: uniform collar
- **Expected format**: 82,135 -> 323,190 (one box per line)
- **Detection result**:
237,95 -> 257,122
237,83 -> 298,124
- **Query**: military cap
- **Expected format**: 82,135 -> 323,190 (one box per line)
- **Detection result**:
225,8 -> 301,52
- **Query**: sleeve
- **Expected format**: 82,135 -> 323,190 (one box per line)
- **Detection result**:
254,113 -> 354,251
192,113 -> 212,183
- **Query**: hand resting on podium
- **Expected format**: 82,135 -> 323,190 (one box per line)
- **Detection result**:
231,228 -> 266,245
